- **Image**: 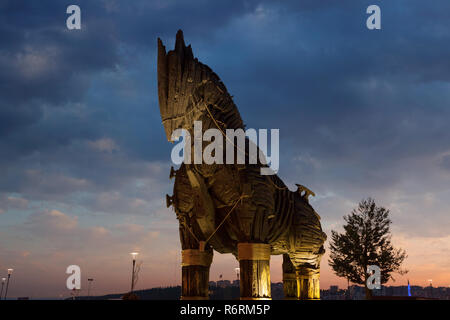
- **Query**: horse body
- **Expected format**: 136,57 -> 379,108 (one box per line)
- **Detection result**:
158,30 -> 326,299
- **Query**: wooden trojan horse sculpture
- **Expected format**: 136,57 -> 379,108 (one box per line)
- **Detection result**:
157,30 -> 327,300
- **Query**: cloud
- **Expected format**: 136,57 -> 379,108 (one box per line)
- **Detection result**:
6,208 -> 165,254
88,138 -> 120,153
0,194 -> 30,216
25,209 -> 78,236
0,194 -> 29,209
440,153 -> 450,171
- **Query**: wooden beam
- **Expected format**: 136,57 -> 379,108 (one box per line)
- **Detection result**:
238,243 -> 271,300
181,249 -> 213,300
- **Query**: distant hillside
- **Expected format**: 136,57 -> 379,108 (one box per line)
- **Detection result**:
73,283 -> 285,300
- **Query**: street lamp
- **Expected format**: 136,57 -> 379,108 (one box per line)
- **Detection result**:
87,278 -> 94,297
0,278 -> 5,298
130,252 -> 139,293
4,269 -> 13,300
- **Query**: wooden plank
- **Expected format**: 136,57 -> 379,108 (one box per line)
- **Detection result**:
239,260 -> 271,299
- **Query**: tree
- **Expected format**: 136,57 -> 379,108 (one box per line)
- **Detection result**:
329,198 -> 407,299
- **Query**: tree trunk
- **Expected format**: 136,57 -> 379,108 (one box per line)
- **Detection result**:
365,285 -> 373,300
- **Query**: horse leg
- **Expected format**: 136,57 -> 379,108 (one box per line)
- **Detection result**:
282,254 -> 298,299
237,243 -> 271,300
295,265 -> 320,300
179,223 -> 213,300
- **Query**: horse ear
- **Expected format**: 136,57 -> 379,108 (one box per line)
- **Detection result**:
175,29 -> 185,49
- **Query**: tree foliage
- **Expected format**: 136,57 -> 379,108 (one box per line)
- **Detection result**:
329,198 -> 407,291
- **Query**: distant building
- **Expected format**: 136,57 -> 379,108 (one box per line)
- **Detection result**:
217,280 -> 231,288
320,284 -> 450,300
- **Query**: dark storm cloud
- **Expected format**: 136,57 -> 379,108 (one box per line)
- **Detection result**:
0,0 -> 264,166
198,0 -> 450,192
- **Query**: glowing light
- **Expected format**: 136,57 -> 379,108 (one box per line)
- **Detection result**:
130,252 -> 139,260
407,280 -> 411,297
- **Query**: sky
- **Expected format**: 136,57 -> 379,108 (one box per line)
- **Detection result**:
0,0 -> 450,298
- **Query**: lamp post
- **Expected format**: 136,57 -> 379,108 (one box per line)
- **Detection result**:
130,252 -> 139,293
0,278 -> 5,298
4,269 -> 13,300
87,278 -> 94,297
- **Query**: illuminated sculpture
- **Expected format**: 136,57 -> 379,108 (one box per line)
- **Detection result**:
157,31 -> 326,300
